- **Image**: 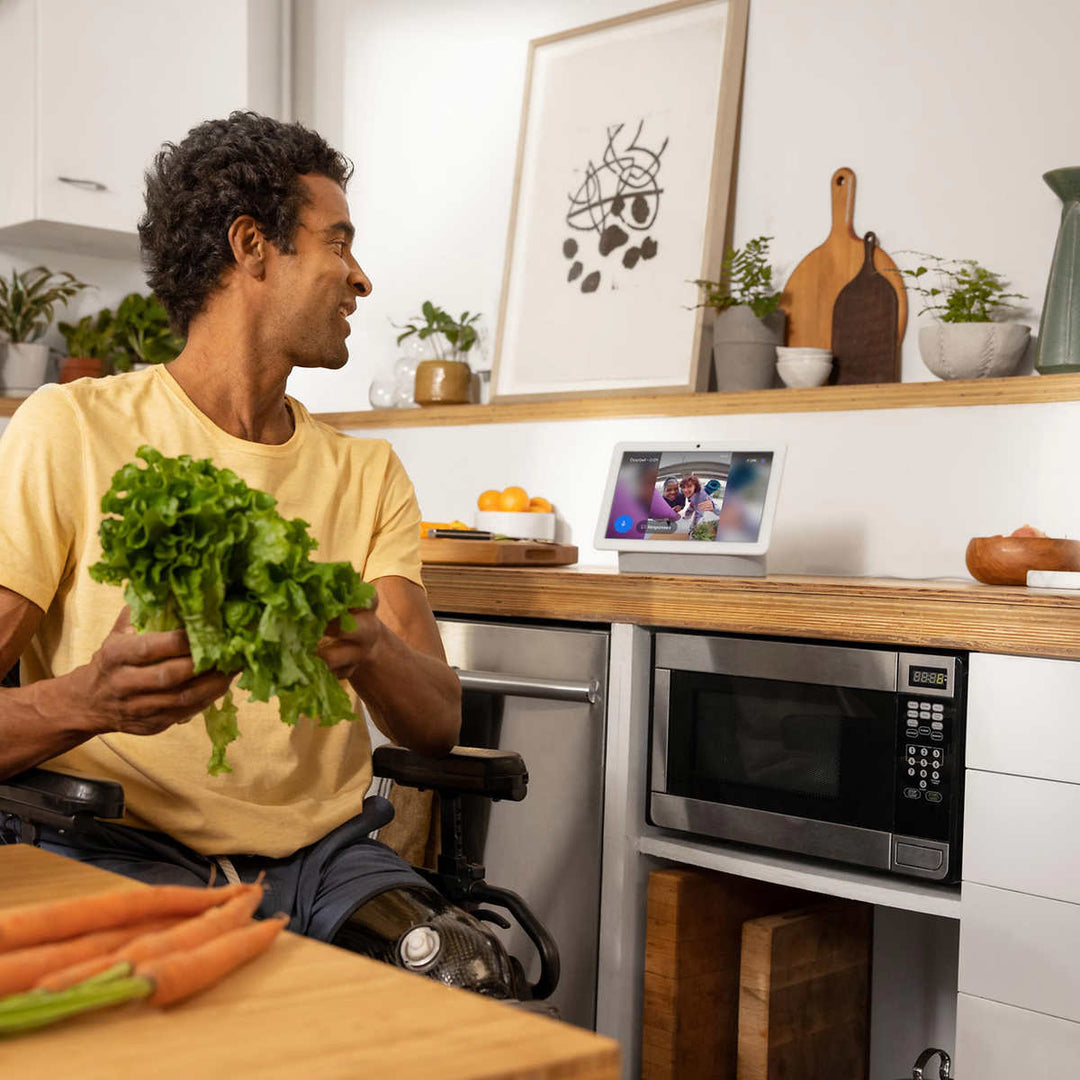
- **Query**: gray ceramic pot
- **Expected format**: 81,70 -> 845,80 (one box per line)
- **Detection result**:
711,306 -> 786,392
918,322 -> 1029,380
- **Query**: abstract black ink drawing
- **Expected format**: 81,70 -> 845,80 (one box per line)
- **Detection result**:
562,120 -> 667,294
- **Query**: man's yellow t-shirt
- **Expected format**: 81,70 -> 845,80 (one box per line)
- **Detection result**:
0,366 -> 424,858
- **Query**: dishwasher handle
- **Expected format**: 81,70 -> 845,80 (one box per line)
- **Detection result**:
455,668 -> 599,704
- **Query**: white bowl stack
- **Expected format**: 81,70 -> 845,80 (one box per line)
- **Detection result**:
775,346 -> 834,388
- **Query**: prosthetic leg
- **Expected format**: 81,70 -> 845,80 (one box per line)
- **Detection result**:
331,886 -> 528,999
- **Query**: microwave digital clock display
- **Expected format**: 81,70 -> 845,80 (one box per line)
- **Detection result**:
909,665 -> 948,691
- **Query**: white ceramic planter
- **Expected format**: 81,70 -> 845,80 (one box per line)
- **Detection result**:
918,322 -> 1030,380
1,342 -> 50,396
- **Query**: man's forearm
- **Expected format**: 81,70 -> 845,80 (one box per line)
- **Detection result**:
0,676 -> 101,780
348,623 -> 461,756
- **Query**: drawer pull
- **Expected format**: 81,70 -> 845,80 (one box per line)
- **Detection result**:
58,176 -> 108,192
456,669 -> 598,704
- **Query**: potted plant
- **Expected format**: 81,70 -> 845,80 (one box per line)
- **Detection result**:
897,255 -> 1028,380
0,266 -> 88,396
395,302 -> 482,405
693,236 -> 784,391
58,309 -> 117,382
110,292 -> 184,371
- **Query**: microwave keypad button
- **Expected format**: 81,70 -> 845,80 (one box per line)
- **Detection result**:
931,721 -> 944,731
903,787 -> 921,799
931,733 -> 944,742
919,780 -> 928,789
925,791 -> 943,804
907,718 -> 918,727
920,769 -> 927,777
895,842 -> 945,871
918,725 -> 931,735
908,768 -> 916,777
908,756 -> 916,766
932,703 -> 944,713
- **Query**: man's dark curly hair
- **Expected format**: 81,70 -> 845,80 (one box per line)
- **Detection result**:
138,111 -> 353,337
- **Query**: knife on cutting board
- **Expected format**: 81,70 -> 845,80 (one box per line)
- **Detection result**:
779,167 -> 907,350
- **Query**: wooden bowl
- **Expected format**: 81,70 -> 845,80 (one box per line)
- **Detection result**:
965,535 -> 1080,585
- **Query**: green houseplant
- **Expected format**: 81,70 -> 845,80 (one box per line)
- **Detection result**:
693,237 -> 785,392
0,267 -> 88,396
58,310 -> 117,382
396,302 -> 482,405
110,293 -> 184,371
897,254 -> 1029,379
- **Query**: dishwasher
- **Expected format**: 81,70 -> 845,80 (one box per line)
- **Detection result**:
432,616 -> 610,1030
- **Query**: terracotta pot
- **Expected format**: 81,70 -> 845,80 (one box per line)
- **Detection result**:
59,355 -> 105,383
414,360 -> 472,405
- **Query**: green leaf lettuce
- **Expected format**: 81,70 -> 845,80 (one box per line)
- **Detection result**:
89,446 -> 376,774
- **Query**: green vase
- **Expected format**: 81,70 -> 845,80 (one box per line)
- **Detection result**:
1035,166 -> 1080,374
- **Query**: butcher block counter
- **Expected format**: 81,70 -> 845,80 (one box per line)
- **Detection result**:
420,565 -> 1080,661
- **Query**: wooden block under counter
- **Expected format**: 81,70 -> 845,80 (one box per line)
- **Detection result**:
737,899 -> 872,1080
641,867 -> 813,1080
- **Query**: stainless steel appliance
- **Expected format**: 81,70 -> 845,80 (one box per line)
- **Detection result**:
649,633 -> 965,882
436,617 -> 609,1029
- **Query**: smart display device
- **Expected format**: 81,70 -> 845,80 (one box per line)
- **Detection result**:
594,441 -> 785,575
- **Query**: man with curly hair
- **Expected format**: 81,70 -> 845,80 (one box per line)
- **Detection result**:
0,113 -> 523,991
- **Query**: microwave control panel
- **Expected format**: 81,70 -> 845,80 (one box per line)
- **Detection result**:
894,654 -> 963,842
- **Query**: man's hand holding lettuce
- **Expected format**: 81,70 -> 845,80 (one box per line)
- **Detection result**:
89,446 -> 376,775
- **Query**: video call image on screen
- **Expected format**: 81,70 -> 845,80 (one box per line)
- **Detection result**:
604,450 -> 773,543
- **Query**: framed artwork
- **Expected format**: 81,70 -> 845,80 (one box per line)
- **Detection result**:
490,0 -> 749,402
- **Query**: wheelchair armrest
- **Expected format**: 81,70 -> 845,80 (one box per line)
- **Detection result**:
0,768 -> 125,834
372,745 -> 527,802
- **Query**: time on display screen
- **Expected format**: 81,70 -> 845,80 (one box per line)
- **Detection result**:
910,666 -> 948,690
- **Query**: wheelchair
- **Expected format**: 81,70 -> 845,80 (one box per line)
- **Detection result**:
0,742 -> 560,1009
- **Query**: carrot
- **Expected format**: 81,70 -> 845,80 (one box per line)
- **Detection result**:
0,882 -> 251,954
137,914 -> 288,1007
0,918 -> 181,998
36,883 -> 265,993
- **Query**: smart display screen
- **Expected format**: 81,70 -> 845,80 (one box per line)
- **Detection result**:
602,450 -> 774,544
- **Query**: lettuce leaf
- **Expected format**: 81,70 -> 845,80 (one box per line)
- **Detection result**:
89,446 -> 376,773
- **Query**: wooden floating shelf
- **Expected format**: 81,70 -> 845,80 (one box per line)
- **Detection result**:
5,372 -> 1080,425
317,372 -> 1080,429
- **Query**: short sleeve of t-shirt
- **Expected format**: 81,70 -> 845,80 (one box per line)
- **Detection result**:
0,386 -> 83,611
361,446 -> 423,587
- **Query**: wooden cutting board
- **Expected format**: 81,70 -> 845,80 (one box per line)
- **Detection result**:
779,167 -> 907,349
830,231 -> 900,384
737,899 -> 872,1080
420,537 -> 578,566
641,868 -> 813,1080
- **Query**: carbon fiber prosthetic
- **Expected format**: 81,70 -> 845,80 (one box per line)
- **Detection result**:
331,886 -> 527,999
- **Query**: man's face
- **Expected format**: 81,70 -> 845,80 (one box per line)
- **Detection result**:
263,173 -> 372,370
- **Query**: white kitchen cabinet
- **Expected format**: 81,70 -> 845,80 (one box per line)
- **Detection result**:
964,769 -> 1080,902
0,0 -> 288,256
956,994 -> 1080,1075
967,653 -> 1080,782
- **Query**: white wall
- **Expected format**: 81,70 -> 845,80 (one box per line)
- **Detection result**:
284,0 -> 1080,577
4,0 -> 1078,579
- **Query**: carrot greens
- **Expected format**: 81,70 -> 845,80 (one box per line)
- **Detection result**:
89,447 -> 376,774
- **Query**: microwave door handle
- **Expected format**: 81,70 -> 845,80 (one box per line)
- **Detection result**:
454,669 -> 599,705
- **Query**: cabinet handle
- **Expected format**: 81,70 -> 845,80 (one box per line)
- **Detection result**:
455,669 -> 599,704
58,177 -> 108,192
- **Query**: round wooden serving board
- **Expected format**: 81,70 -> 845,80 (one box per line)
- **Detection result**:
779,167 -> 907,350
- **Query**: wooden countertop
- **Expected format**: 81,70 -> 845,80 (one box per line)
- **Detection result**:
0,846 -> 619,1080
422,565 -> 1080,660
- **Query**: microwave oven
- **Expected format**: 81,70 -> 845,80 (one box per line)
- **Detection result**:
648,633 -> 965,882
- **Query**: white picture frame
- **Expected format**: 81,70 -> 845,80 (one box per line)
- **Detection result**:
490,0 -> 749,403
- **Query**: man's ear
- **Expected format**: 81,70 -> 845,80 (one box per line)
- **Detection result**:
227,215 -> 268,279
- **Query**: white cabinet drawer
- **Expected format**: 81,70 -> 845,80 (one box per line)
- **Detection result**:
957,992 -> 1080,1077
968,654 -> 1080,782
960,882 -> 1080,1020
964,770 -> 1080,902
